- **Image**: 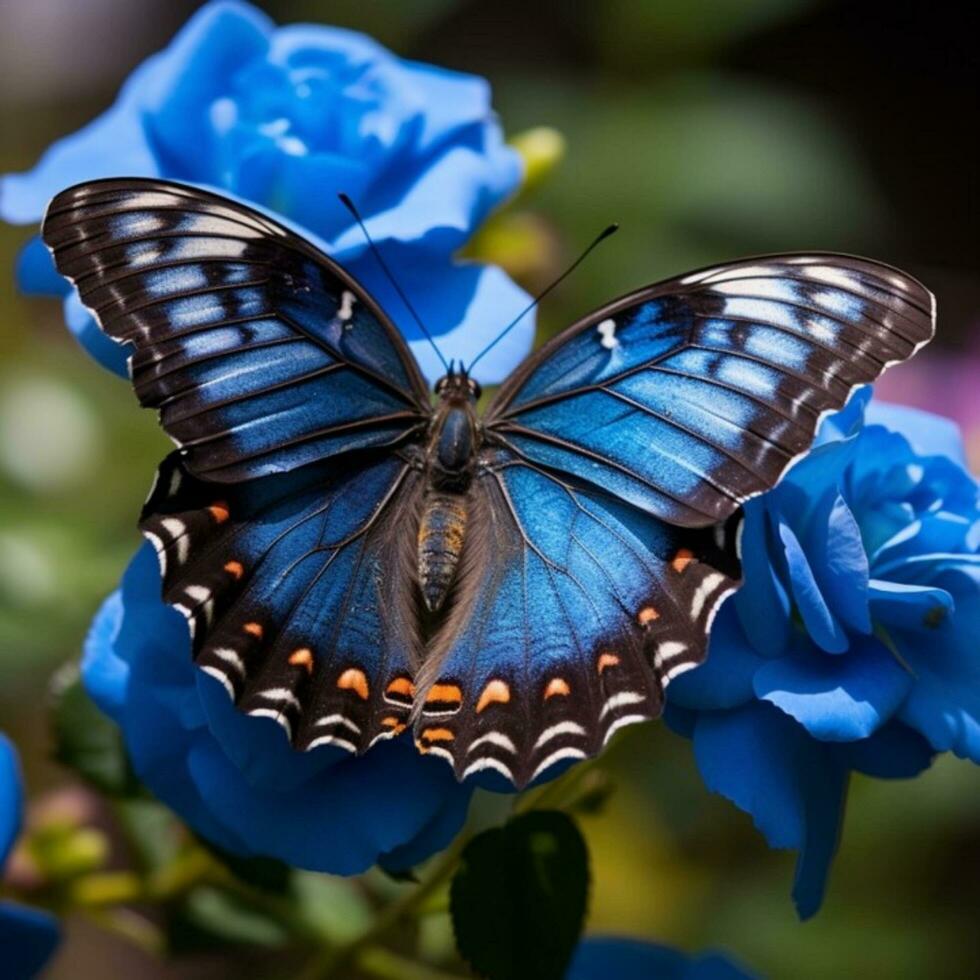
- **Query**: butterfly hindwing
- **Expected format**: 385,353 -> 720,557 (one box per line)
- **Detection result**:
485,254 -> 934,526
412,449 -> 741,788
41,178 -> 430,482
141,450 -> 423,753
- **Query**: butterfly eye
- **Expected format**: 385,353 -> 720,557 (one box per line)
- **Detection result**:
468,379 -> 482,399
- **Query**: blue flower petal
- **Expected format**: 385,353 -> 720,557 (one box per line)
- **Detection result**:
803,494 -> 870,635
692,702 -> 846,918
867,401 -> 968,467
662,703 -> 697,739
0,903 -> 61,980
379,779 -> 474,873
196,670 -> 345,792
185,735 -> 471,875
0,55 -> 162,223
812,385 -> 871,446
733,504 -> 791,657
14,237 -> 67,297
667,604 -> 765,711
0,734 -> 23,866
776,519 -> 848,653
340,249 -> 534,384
898,571 -> 980,762
63,292 -> 130,377
753,636 -> 912,741
143,2 -> 273,182
836,722 -> 934,778
567,937 -> 758,980
81,591 -> 129,721
868,579 -> 954,632
332,137 -> 522,259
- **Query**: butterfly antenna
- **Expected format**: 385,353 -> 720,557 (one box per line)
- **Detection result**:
338,193 -> 449,374
465,223 -> 619,375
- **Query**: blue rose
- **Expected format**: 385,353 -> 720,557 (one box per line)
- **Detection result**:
82,544 -> 472,874
666,389 -> 979,917
2,0 -> 531,383
0,735 -> 61,979
567,937 -> 757,980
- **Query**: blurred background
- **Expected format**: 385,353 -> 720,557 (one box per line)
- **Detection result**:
0,1 -> 977,977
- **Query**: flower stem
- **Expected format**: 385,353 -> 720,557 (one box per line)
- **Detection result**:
356,946 -> 469,980
300,831 -> 470,980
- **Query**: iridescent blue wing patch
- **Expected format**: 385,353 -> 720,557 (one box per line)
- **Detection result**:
42,178 -> 430,482
141,450 -> 423,753
485,254 -> 935,526
412,448 -> 741,787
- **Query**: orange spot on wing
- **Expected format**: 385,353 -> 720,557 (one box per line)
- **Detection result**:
544,677 -> 571,699
386,677 -> 416,698
637,606 -> 660,627
381,716 -> 406,734
208,501 -> 230,524
597,652 -> 620,674
288,648 -> 314,674
426,683 -> 463,705
243,622 -> 263,638
476,679 -> 511,713
224,560 -> 244,580
337,668 -> 370,700
420,727 -> 455,743
671,548 -> 696,573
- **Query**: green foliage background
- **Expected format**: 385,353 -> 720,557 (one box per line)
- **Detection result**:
0,1 -> 976,977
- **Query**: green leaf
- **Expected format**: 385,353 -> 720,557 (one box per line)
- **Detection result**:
451,810 -> 589,980
50,664 -> 138,796
167,886 -> 289,953
291,871 -> 374,946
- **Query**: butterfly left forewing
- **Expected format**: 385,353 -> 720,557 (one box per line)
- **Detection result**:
412,449 -> 741,788
42,178 -> 431,483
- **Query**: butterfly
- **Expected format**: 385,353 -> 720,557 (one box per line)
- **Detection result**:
41,178 -> 935,788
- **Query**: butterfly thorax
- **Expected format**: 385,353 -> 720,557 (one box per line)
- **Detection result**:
417,374 -> 482,612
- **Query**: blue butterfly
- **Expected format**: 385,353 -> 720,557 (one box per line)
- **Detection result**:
42,179 -> 934,787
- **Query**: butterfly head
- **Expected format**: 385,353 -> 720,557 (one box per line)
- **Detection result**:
434,361 -> 481,403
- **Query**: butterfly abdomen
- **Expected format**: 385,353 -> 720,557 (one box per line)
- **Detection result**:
417,491 -> 468,612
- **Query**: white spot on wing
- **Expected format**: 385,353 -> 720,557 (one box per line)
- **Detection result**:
599,691 -> 645,720
307,734 -> 358,753
691,572 -> 726,620
655,641 -> 687,664
704,587 -> 738,633
316,714 -> 361,735
258,687 -> 302,711
534,721 -> 587,749
531,747 -> 587,781
596,318 -> 619,349
462,757 -> 516,781
602,713 -> 649,746
468,731 -> 517,754
211,647 -> 246,676
338,290 -> 356,322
